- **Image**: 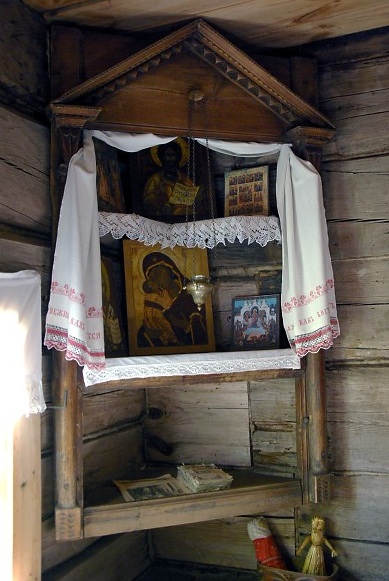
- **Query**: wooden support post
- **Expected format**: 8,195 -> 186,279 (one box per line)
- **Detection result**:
53,352 -> 83,540
288,126 -> 336,503
295,363 -> 309,505
305,351 -> 332,502
47,104 -> 101,540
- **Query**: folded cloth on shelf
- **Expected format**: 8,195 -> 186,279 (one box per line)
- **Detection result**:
82,349 -> 301,386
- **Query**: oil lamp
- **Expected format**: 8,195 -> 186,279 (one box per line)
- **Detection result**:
183,89 -> 215,309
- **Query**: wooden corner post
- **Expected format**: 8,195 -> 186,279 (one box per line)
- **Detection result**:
288,126 -> 336,504
48,105 -> 101,540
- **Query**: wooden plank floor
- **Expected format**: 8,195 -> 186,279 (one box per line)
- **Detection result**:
135,560 -> 259,580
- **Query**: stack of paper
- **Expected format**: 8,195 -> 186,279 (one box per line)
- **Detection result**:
177,463 -> 233,493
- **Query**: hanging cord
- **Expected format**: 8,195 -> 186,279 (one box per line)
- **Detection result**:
201,96 -> 217,256
183,96 -> 194,287
184,90 -> 203,283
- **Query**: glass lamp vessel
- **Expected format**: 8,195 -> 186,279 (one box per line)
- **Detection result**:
185,275 -> 213,310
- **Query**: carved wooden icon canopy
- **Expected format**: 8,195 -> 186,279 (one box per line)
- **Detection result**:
49,19 -> 335,143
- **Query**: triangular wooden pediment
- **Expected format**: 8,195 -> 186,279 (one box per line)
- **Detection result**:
52,19 -> 334,133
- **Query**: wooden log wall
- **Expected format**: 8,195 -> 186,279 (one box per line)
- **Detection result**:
295,27 -> 389,581
2,2 -> 388,579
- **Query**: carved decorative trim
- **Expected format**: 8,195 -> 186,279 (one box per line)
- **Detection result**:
286,126 -> 337,168
82,38 -> 300,126
55,507 -> 83,541
85,44 -> 184,104
58,127 -> 84,166
310,473 -> 333,503
286,125 -> 337,147
47,104 -> 102,128
186,39 -> 298,125
48,104 -> 102,164
49,19 -> 335,132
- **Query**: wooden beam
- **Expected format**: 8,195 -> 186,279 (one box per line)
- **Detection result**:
83,475 -> 302,537
13,414 -> 41,580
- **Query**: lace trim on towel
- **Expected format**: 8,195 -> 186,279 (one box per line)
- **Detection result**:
99,213 -> 281,249
83,349 -> 300,386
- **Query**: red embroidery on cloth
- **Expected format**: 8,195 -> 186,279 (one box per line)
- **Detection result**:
50,281 -> 86,305
87,306 -> 104,318
290,322 -> 340,358
282,279 -> 335,313
45,326 -> 105,370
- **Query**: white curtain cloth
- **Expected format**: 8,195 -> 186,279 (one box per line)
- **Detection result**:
44,130 -> 339,370
0,271 -> 45,414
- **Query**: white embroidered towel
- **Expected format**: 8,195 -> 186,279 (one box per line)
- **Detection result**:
277,147 -> 340,356
44,133 -> 105,369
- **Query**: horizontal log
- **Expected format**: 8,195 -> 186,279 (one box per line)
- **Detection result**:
83,426 -> 145,490
328,420 -> 389,473
328,220 -> 389,260
147,381 -> 249,410
328,432 -> 389,472
42,532 -> 150,581
322,87 -> 388,132
83,388 -> 145,436
326,366 -> 389,471
0,159 -> 51,234
326,366 -> 389,425
208,241 -> 281,271
325,539 -> 389,581
310,27 -> 389,64
250,378 -> 297,472
322,156 -> 389,221
325,304 -> 389,363
298,472 -> 389,543
153,519 -> 258,570
153,516 -> 295,570
319,55 -> 389,104
0,106 -> 49,174
145,382 -> 251,466
0,106 -> 50,231
332,256 -> 388,304
323,110 -> 389,161
0,0 -> 47,117
252,431 -> 296,469
318,48 -> 389,164
250,377 -> 296,423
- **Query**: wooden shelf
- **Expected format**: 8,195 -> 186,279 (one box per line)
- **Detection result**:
85,366 -> 304,390
82,470 -> 302,537
83,349 -> 303,390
